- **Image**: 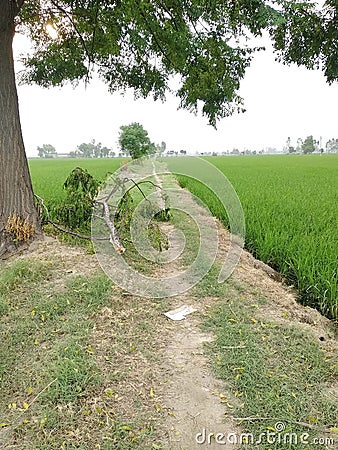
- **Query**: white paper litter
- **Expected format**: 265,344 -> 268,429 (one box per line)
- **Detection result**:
164,304 -> 197,321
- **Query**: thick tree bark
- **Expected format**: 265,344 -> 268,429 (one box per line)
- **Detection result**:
0,0 -> 41,258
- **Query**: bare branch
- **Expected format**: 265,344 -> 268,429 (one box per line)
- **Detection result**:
34,174 -> 166,253
34,194 -> 109,241
102,200 -> 125,253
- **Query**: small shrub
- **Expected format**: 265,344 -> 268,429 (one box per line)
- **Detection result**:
54,167 -> 100,230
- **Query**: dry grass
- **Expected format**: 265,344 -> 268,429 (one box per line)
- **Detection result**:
5,215 -> 35,243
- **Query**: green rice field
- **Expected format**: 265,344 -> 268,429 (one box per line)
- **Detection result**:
28,158 -> 124,209
176,154 -> 338,320
28,154 -> 338,320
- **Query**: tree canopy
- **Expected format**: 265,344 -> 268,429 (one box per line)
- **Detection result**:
302,135 -> 316,153
0,0 -> 337,256
76,140 -> 110,158
119,123 -> 155,159
37,143 -> 56,158
326,138 -> 338,153
17,0 -> 338,127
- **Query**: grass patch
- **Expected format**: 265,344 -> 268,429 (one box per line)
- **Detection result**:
0,259 -> 53,295
45,340 -> 100,404
192,263 -> 229,298
0,256 -> 165,449
204,295 -> 338,449
0,297 -> 9,316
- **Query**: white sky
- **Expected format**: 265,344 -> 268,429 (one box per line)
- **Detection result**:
13,33 -> 338,157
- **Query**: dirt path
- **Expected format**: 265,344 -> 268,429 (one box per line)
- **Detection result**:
154,224 -> 337,449
158,307 -> 240,450
147,169 -> 240,449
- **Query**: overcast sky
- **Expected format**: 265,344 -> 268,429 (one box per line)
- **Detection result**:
13,33 -> 338,157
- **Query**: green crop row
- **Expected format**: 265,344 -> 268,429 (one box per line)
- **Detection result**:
175,154 -> 337,320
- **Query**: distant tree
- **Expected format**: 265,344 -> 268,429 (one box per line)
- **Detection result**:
155,141 -> 166,156
286,137 -> 296,153
93,142 -> 102,158
285,137 -> 294,153
101,146 -> 110,158
314,139 -> 320,152
109,150 -> 116,158
119,123 -> 155,159
76,139 -> 107,158
37,147 -> 44,158
231,149 -> 240,155
296,138 -> 303,152
326,138 -> 338,153
37,144 -> 56,158
302,136 -> 316,154
77,141 -> 95,158
160,142 -> 166,154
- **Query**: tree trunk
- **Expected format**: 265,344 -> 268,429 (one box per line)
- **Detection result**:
0,1 -> 41,258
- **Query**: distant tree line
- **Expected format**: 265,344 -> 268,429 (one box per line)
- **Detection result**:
70,140 -> 114,158
37,124 -> 170,159
37,133 -> 338,159
37,140 -> 116,158
286,136 -> 338,154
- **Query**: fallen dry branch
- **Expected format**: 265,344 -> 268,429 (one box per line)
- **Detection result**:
34,176 -> 166,254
